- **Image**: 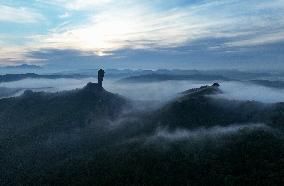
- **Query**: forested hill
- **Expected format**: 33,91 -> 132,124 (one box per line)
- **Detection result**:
0,83 -> 284,186
0,83 -> 129,152
153,84 -> 284,130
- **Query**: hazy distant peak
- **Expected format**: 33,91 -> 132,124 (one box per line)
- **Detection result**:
118,73 -> 230,83
3,64 -> 42,69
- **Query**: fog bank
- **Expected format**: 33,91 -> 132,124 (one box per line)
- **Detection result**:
152,123 -> 270,142
215,81 -> 284,103
1,77 -> 284,103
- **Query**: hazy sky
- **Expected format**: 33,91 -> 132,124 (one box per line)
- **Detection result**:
0,0 -> 284,70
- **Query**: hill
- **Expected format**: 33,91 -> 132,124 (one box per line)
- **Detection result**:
152,84 -> 278,129
250,79 -> 284,89
181,83 -> 221,96
3,64 -> 42,70
117,73 -> 232,83
0,83 -> 283,186
0,73 -> 89,83
0,83 -> 129,153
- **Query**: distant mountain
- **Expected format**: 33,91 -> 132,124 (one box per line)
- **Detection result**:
55,69 -> 154,78
250,80 -> 284,89
0,73 -> 90,83
3,64 -> 42,69
118,73 -> 232,83
50,69 -> 282,81
197,69 -> 274,80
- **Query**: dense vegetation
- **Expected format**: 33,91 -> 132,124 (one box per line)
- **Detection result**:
0,87 -> 22,98
0,84 -> 283,186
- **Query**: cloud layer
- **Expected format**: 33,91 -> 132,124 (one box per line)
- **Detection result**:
0,0 -> 284,68
0,5 -> 43,23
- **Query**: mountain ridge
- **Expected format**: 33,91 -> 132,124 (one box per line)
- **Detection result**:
0,73 -> 91,83
117,73 -> 232,83
0,82 -> 283,186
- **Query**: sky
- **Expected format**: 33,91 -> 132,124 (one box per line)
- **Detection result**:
0,0 -> 284,70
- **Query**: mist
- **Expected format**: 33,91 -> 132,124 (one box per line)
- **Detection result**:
152,123 -> 271,142
215,81 -> 284,103
0,77 -> 209,101
1,77 -> 284,103
0,77 -> 97,92
0,75 -> 283,185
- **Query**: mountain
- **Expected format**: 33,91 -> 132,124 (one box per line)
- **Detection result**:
152,84 -> 279,130
250,79 -> 284,89
118,73 -> 232,83
0,83 -> 129,152
3,64 -> 42,69
181,83 -> 221,96
0,73 -> 90,83
54,69 -> 154,78
0,83 -> 283,186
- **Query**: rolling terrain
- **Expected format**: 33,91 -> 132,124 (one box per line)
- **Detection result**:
0,73 -> 90,83
118,73 -> 232,83
0,83 -> 283,186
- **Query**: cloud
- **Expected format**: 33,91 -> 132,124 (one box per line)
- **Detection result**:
59,12 -> 70,19
226,31 -> 284,47
40,0 -> 111,10
3,75 -> 284,103
151,123 -> 271,141
25,2 -> 241,55
106,80 -> 205,101
0,77 -> 97,92
256,0 -> 284,9
0,46 -> 36,66
215,81 -> 284,103
0,5 -> 44,23
30,0 -> 284,54
0,45 -> 47,66
64,0 -> 111,10
1,0 -> 284,66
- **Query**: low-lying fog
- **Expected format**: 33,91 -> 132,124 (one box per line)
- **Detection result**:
215,81 -> 284,103
152,123 -> 270,142
1,77 -> 284,103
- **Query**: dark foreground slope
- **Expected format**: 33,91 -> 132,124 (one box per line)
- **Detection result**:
0,83 -> 127,129
0,83 -> 129,184
0,84 -> 284,186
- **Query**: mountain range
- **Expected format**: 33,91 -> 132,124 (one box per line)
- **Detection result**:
0,83 -> 283,185
0,73 -> 90,83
